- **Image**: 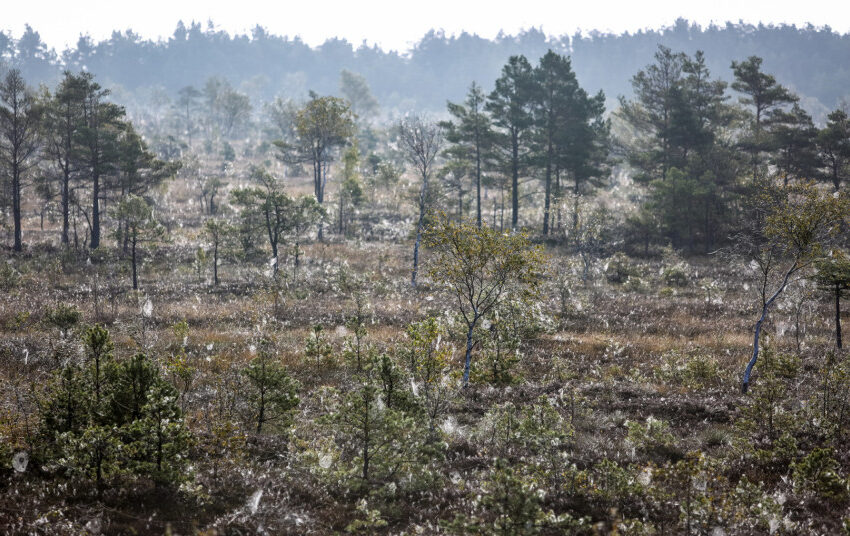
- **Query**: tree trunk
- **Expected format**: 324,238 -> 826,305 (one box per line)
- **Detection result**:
475,140 -> 482,228
542,138 -> 552,236
362,392 -> 370,481
462,323 -> 475,388
314,160 -> 323,241
61,173 -> 70,245
511,132 -> 519,229
555,166 -> 562,231
12,163 -> 22,252
836,284 -> 843,349
257,387 -> 265,434
742,266 -> 795,393
339,186 -> 344,235
543,162 -> 551,236
131,235 -> 138,290
213,241 -> 219,286
91,172 -> 100,249
411,172 -> 428,287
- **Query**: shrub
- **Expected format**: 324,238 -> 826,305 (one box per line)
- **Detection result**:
448,459 -> 588,535
661,262 -> 690,287
44,303 -> 81,334
626,416 -> 678,461
39,327 -> 192,488
605,253 -> 639,284
792,448 -> 848,504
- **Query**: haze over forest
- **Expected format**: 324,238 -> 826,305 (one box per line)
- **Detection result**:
4,8 -> 850,535
2,18 -> 849,118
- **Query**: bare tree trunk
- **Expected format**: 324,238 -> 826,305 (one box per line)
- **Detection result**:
213,241 -> 219,286
411,172 -> 428,287
12,163 -> 22,251
742,266 -> 795,393
131,235 -> 138,290
61,174 -> 70,245
836,283 -> 843,349
475,141 -> 482,228
462,323 -> 475,388
511,132 -> 519,230
91,172 -> 101,249
542,140 -> 552,236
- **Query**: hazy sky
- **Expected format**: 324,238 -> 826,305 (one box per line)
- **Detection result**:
3,0 -> 846,52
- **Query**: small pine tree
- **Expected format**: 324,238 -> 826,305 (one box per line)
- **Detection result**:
813,250 -> 850,349
324,360 -> 436,495
305,324 -> 333,367
39,327 -> 192,489
125,381 -> 193,484
405,317 -> 454,441
242,340 -> 300,434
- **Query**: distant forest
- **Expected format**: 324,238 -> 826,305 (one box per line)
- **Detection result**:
1,18 -> 849,118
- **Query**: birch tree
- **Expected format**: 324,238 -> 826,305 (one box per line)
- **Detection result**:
398,115 -> 443,287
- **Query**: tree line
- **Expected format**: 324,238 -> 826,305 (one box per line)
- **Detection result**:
3,46 -> 850,296
2,20 -> 850,112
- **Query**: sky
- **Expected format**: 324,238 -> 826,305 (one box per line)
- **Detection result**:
3,0 -> 846,52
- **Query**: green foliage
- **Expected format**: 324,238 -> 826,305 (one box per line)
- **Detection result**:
449,459 -> 587,535
113,194 -> 165,289
109,353 -> 160,424
44,303 -> 81,333
342,318 -> 369,371
276,94 -> 355,231
651,452 -> 726,534
231,168 -> 323,268
626,416 -> 678,460
813,351 -> 850,442
605,252 -> 639,284
655,351 -> 722,390
305,324 -> 333,367
203,218 -> 234,285
472,297 -> 542,386
0,261 -> 20,291
374,352 -> 414,412
660,257 -> 690,288
339,142 -> 365,235
242,339 -> 300,434
339,69 -> 379,121
321,370 -> 436,497
123,380 -> 193,483
814,250 -> 850,295
792,447 -> 848,504
222,141 -> 235,161
739,348 -> 800,441
476,397 -> 572,464
345,498 -> 388,533
619,46 -> 737,252
404,317 -> 454,441
425,215 -> 545,386
39,363 -> 89,439
39,326 -> 191,488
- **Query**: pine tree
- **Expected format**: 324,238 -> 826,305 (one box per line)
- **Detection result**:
0,69 -> 42,251
75,72 -> 126,249
242,339 -> 300,434
441,82 -> 492,227
814,251 -> 850,349
731,56 -> 798,178
486,56 -> 535,230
